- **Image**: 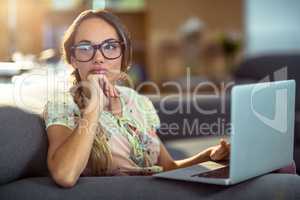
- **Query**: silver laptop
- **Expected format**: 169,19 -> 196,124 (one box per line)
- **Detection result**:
154,80 -> 295,185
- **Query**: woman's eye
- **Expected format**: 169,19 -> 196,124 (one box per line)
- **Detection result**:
77,45 -> 93,51
103,43 -> 118,50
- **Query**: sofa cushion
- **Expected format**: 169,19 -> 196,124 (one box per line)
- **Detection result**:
0,106 -> 49,185
0,174 -> 299,200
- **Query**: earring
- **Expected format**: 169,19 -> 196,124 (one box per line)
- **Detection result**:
126,65 -> 131,72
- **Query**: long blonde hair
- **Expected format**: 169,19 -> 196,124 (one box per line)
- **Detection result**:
62,9 -> 132,176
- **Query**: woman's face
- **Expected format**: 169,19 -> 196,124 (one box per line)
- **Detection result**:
71,17 -> 122,83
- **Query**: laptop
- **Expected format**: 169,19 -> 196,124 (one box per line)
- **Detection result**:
154,80 -> 296,185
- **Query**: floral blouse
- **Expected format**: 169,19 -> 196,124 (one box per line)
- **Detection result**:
43,86 -> 163,176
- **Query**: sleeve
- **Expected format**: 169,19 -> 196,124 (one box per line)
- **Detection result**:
43,94 -> 78,130
137,95 -> 161,132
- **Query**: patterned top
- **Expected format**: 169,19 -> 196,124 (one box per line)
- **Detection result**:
43,86 -> 163,176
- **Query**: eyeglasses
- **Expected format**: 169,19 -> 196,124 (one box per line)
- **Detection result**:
71,39 -> 123,62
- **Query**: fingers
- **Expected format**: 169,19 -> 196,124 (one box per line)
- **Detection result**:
210,139 -> 231,161
227,143 -> 231,150
224,152 -> 230,160
211,148 -> 229,161
98,75 -> 119,98
219,147 -> 230,159
220,139 -> 227,147
81,90 -> 90,108
220,139 -> 230,150
113,87 -> 120,97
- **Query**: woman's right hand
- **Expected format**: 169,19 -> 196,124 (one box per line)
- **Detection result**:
82,74 -> 119,116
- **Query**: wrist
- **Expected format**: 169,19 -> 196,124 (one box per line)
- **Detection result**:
203,148 -> 213,162
82,107 -> 100,123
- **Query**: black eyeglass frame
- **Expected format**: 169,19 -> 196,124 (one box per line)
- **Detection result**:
71,39 -> 124,62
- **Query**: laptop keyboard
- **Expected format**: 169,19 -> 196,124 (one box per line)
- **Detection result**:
191,166 -> 229,179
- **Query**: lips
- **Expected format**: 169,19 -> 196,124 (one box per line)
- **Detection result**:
92,68 -> 108,74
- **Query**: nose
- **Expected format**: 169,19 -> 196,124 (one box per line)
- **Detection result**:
93,48 -> 105,63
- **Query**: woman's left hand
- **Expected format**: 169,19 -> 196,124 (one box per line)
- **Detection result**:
208,139 -> 230,161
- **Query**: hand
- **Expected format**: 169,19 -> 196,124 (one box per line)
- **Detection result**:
208,139 -> 230,161
82,73 -> 122,117
81,74 -> 108,115
88,73 -> 120,98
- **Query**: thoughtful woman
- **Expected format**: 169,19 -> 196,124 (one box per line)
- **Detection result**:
43,9 -> 230,188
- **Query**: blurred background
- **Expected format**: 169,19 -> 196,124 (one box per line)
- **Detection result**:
0,0 -> 300,111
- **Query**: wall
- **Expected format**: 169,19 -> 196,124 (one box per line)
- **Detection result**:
245,0 -> 300,56
0,2 -> 9,60
145,0 -> 244,82
0,0 -> 48,61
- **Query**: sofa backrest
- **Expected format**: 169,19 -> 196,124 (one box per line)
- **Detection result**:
0,106 -> 49,185
234,53 -> 300,110
152,95 -> 231,141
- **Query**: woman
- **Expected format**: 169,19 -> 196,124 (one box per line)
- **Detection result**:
44,9 -> 230,188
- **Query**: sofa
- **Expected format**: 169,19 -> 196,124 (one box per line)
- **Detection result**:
0,52 -> 300,200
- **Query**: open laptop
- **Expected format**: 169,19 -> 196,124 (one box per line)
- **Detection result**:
154,80 -> 295,185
